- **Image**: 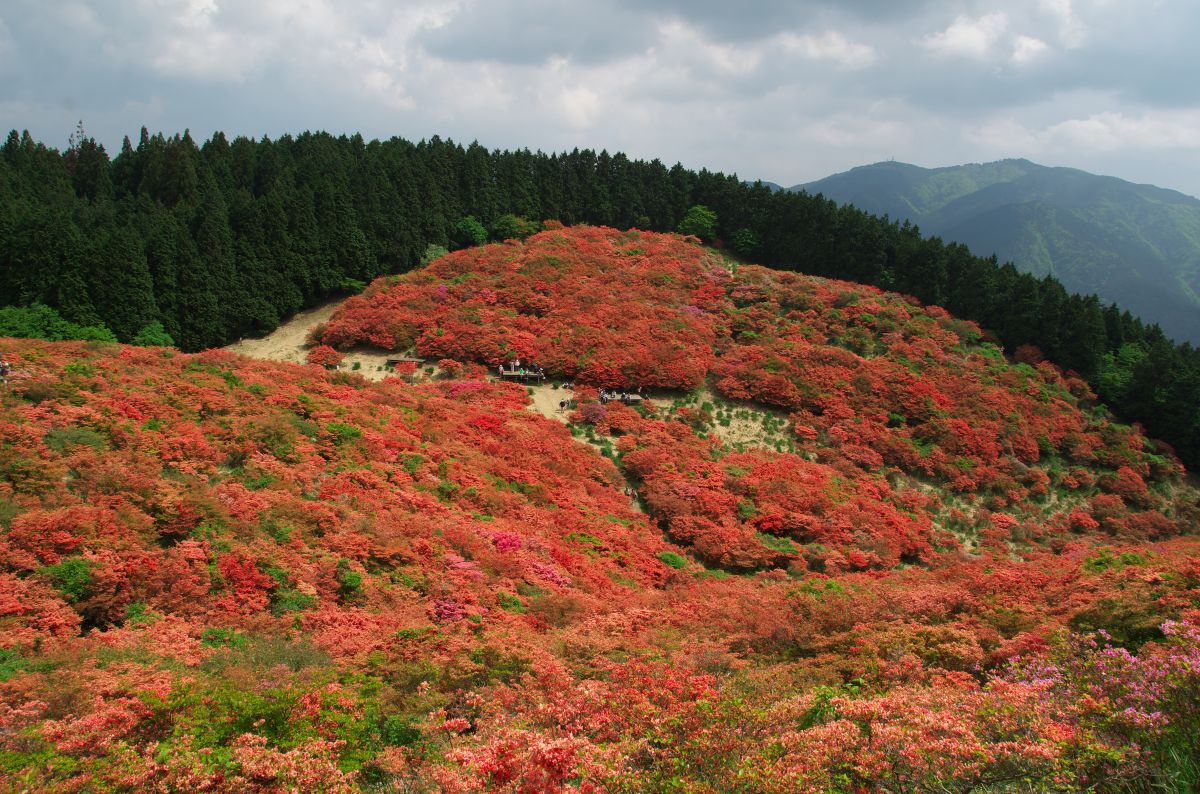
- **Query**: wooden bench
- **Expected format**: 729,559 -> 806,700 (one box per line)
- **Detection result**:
386,356 -> 425,368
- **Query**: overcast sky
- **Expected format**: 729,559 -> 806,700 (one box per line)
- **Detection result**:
3,0 -> 1199,195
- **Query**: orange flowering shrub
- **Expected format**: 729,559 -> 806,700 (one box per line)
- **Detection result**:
0,227 -> 1197,790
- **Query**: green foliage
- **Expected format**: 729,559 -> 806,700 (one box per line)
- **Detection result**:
729,227 -> 759,256
489,214 -> 540,241
1069,598 -> 1166,649
41,556 -> 92,602
200,627 -> 248,648
123,601 -> 159,627
1083,547 -> 1149,574
756,532 -> 798,555
131,321 -> 175,347
421,243 -> 450,265
326,422 -> 362,444
451,216 -> 488,248
497,592 -> 527,613
43,426 -> 106,453
677,205 -> 718,241
0,648 -> 28,682
336,558 -> 363,599
657,551 -> 689,569
380,715 -> 422,747
0,304 -> 116,343
270,587 -> 317,615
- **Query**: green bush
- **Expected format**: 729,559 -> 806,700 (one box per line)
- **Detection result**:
326,422 -> 362,444
451,216 -> 488,248
43,426 -> 106,453
677,205 -> 718,242
41,557 -> 92,602
657,551 -> 689,569
337,559 -> 363,599
0,304 -> 116,343
489,214 -> 540,241
131,321 -> 175,347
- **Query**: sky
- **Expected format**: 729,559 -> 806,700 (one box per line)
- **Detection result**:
3,0 -> 1200,196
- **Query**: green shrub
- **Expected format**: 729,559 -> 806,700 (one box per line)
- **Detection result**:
201,627 -> 248,648
337,559 -> 363,599
270,588 -> 316,615
497,592 -> 527,613
43,426 -> 106,453
657,551 -> 688,569
41,557 -> 92,602
326,422 -> 361,444
0,303 -> 116,343
131,321 -> 175,347
451,216 -> 488,248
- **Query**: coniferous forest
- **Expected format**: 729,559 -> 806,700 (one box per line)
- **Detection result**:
2,128 -> 1198,469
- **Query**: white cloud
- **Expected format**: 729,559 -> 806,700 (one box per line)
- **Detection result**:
1011,34 -> 1048,64
923,13 -> 1008,59
1047,111 -> 1200,151
778,31 -> 877,69
559,85 -> 601,128
1039,0 -> 1085,48
658,20 -> 762,77
968,108 -> 1200,156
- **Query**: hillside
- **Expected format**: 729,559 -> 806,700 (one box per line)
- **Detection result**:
800,159 -> 1200,343
4,226 -> 1200,792
5,129 -> 1200,474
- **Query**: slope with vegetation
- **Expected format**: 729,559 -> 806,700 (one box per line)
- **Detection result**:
1,129 -> 1199,471
2,228 -> 1199,791
800,158 -> 1200,344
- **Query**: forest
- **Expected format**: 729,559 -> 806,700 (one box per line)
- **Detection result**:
1,127 -> 1198,470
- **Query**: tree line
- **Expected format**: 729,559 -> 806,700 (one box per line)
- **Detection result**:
1,127 -> 1197,469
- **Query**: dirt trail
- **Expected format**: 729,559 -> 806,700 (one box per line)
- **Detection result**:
224,300 -> 399,380
225,304 -> 787,453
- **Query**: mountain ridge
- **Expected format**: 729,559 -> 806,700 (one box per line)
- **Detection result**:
798,159 -> 1200,342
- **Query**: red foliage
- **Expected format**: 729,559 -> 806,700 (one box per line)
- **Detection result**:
306,344 -> 344,367
0,226 -> 1196,791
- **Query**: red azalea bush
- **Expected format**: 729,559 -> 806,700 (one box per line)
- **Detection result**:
306,344 -> 344,368
0,227 -> 1198,791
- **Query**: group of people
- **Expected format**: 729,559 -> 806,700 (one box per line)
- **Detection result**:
599,387 -> 644,405
499,359 -> 546,382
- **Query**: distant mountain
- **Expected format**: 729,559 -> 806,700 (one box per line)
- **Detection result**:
799,159 -> 1200,343
744,179 -> 785,192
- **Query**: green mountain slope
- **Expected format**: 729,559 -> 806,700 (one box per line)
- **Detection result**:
800,160 -> 1200,343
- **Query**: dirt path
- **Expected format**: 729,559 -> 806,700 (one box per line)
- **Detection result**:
224,299 -> 401,381
226,305 -> 788,453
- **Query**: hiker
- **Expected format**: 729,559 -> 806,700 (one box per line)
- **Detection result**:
0,358 -> 9,383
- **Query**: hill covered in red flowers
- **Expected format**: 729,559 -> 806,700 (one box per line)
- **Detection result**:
2,225 -> 1200,792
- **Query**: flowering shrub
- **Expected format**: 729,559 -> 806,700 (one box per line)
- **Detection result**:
306,344 -> 344,368
0,227 -> 1196,790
